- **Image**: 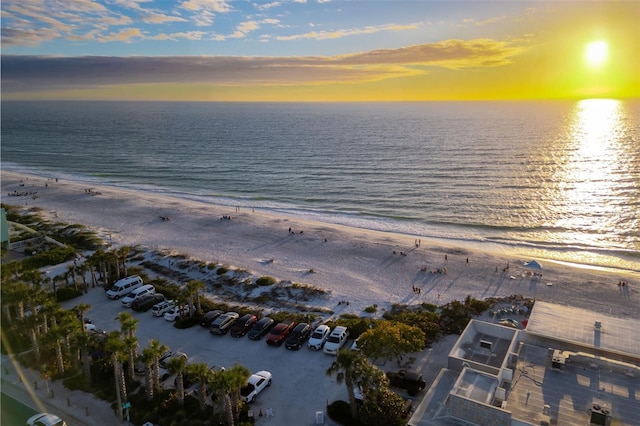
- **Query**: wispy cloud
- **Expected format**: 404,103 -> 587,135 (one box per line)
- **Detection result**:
274,22 -> 419,41
1,38 -> 525,93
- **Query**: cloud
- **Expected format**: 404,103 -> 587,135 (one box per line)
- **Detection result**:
96,28 -> 144,43
275,22 -> 419,41
1,38 -> 525,92
338,39 -> 523,69
180,0 -> 232,13
253,2 -> 281,11
151,31 -> 207,41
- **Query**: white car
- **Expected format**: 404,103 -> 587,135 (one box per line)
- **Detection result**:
26,413 -> 67,426
240,370 -> 272,403
152,300 -> 175,317
164,305 -> 192,321
307,324 -> 331,350
323,326 -> 349,355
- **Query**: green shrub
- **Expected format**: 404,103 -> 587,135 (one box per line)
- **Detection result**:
22,245 -> 77,269
255,276 -> 276,286
216,266 -> 229,275
174,316 -> 199,329
55,287 -> 84,302
327,400 -> 361,425
363,305 -> 377,314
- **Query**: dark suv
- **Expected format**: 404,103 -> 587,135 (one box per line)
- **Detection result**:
131,293 -> 165,312
285,323 -> 311,350
209,312 -> 239,335
230,314 -> 258,337
248,317 -> 274,340
386,370 -> 426,396
200,310 -> 224,328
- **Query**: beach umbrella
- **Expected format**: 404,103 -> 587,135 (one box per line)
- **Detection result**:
524,260 -> 542,270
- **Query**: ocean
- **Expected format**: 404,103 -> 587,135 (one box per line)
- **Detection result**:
2,99 -> 639,272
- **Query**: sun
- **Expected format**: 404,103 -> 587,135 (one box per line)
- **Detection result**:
585,41 -> 608,68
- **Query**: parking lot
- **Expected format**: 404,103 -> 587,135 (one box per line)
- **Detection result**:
62,287 -> 357,425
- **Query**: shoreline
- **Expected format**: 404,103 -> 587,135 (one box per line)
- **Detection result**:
3,167 -> 636,274
2,170 -> 638,319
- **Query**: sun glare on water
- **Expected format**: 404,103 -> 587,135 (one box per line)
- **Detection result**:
585,40 -> 608,68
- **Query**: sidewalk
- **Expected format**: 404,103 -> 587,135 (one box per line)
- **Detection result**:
1,353 -> 123,426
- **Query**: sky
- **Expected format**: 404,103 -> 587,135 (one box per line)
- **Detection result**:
1,0 -> 639,101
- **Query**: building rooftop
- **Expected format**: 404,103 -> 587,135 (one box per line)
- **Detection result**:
526,301 -> 640,361
410,302 -> 640,426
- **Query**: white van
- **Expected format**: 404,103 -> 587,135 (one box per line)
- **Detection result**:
106,276 -> 144,300
121,284 -> 156,307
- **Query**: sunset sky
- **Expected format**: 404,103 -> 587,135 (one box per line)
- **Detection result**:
2,0 -> 639,101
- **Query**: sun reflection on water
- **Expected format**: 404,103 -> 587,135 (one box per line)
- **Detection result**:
551,99 -> 635,265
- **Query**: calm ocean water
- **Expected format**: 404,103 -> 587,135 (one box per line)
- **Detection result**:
2,100 -> 639,272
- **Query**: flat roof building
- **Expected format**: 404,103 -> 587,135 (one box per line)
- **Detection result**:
409,301 -> 640,426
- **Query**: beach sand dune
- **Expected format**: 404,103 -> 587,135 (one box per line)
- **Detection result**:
2,171 -> 638,319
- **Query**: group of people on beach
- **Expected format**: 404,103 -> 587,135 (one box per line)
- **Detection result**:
159,215 -> 171,222
6,190 -> 38,198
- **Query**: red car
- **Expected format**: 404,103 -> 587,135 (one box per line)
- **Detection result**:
230,314 -> 258,337
266,320 -> 296,346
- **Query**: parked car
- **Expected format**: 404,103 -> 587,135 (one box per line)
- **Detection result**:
323,326 -> 349,355
350,337 -> 362,351
152,300 -> 175,317
230,314 -> 258,337
285,323 -> 311,350
158,351 -> 188,381
240,370 -> 272,402
266,320 -> 296,346
498,318 -> 520,329
200,310 -> 224,327
209,312 -> 239,335
247,317 -> 274,340
164,305 -> 193,322
26,413 -> 67,426
386,369 -> 426,396
180,364 -> 225,390
135,350 -> 171,376
121,284 -> 156,307
307,324 -> 331,350
131,293 -> 165,312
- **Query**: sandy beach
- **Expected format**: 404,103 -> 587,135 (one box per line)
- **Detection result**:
2,170 -> 638,319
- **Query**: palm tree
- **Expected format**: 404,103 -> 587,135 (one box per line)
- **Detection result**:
210,364 -> 251,426
116,312 -> 139,379
148,339 -> 168,392
45,317 -> 67,376
85,252 -> 99,288
354,361 -> 388,402
118,246 -> 131,277
1,281 -> 30,324
65,264 -> 78,290
326,349 -> 369,419
166,355 -> 188,406
227,364 -> 251,425
141,347 -> 155,401
105,331 -> 127,422
185,280 -> 205,316
76,331 -> 94,387
186,362 -> 212,411
74,303 -> 92,334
